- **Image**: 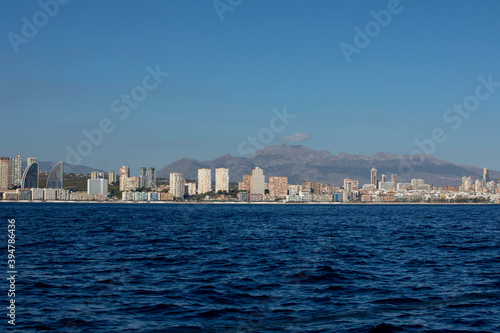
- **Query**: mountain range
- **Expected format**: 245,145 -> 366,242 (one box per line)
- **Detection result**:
156,144 -> 499,187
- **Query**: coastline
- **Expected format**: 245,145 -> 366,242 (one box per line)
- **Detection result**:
0,201 -> 496,205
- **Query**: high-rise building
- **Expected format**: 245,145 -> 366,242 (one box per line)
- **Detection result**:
288,184 -> 300,195
120,176 -> 139,191
411,179 -> 425,190
302,180 -> 312,193
9,155 -> 22,188
47,162 -> 64,189
371,168 -> 378,188
343,182 -> 352,202
119,166 -> 130,178
391,174 -> 398,185
198,168 -> 212,194
185,182 -> 197,196
475,179 -> 483,192
251,167 -> 265,194
215,168 -> 229,193
483,168 -> 489,187
461,176 -> 472,191
381,174 -> 387,183
311,182 -> 322,194
139,167 -> 147,187
87,179 -> 108,195
379,182 -> 396,191
0,157 -> 10,190
21,161 -> 39,189
268,176 -> 288,197
170,173 -> 185,198
240,175 -> 252,192
343,179 -> 359,191
108,171 -> 117,185
27,157 -> 36,166
147,168 -> 156,188
91,171 -> 105,179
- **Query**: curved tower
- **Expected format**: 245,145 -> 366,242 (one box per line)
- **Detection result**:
21,161 -> 39,189
47,161 -> 64,189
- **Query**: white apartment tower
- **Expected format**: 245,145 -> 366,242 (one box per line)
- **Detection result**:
170,173 -> 185,198
215,168 -> 229,193
198,168 -> 212,194
9,155 -> 22,187
251,167 -> 265,194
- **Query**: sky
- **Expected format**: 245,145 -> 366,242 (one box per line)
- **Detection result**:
1,0 -> 499,175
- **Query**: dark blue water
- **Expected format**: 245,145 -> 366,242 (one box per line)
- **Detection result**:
1,203 -> 499,332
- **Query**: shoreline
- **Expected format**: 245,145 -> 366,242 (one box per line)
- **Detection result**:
0,201 -> 496,205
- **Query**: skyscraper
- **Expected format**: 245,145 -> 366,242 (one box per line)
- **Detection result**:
475,179 -> 483,192
268,176 -> 288,197
47,162 -> 64,189
462,176 -> 472,191
170,173 -> 185,198
119,166 -> 130,178
215,168 -> 229,193
241,175 -> 252,192
371,168 -> 378,188
381,174 -> 387,183
108,171 -> 117,185
311,182 -> 323,194
147,168 -> 156,188
21,161 -> 39,189
483,168 -> 489,187
185,182 -> 197,196
344,179 -> 359,191
9,155 -> 22,188
139,167 -> 147,187
198,168 -> 212,194
120,176 -> 139,191
0,157 -> 10,190
302,180 -> 312,193
411,179 -> 425,190
391,174 -> 398,185
251,167 -> 265,194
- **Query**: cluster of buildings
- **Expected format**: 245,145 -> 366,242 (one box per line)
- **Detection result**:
1,155 -> 499,203
232,166 -> 499,203
167,168 -> 229,199
117,166 -> 157,192
0,155 -> 70,201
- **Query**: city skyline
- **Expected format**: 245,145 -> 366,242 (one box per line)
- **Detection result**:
1,156 -> 498,202
1,1 -> 500,173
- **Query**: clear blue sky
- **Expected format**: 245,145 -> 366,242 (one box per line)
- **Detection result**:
1,0 -> 499,174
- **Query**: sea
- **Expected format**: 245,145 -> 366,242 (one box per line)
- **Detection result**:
1,203 -> 499,332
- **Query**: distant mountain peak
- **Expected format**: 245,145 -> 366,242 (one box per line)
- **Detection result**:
156,144 -> 499,186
